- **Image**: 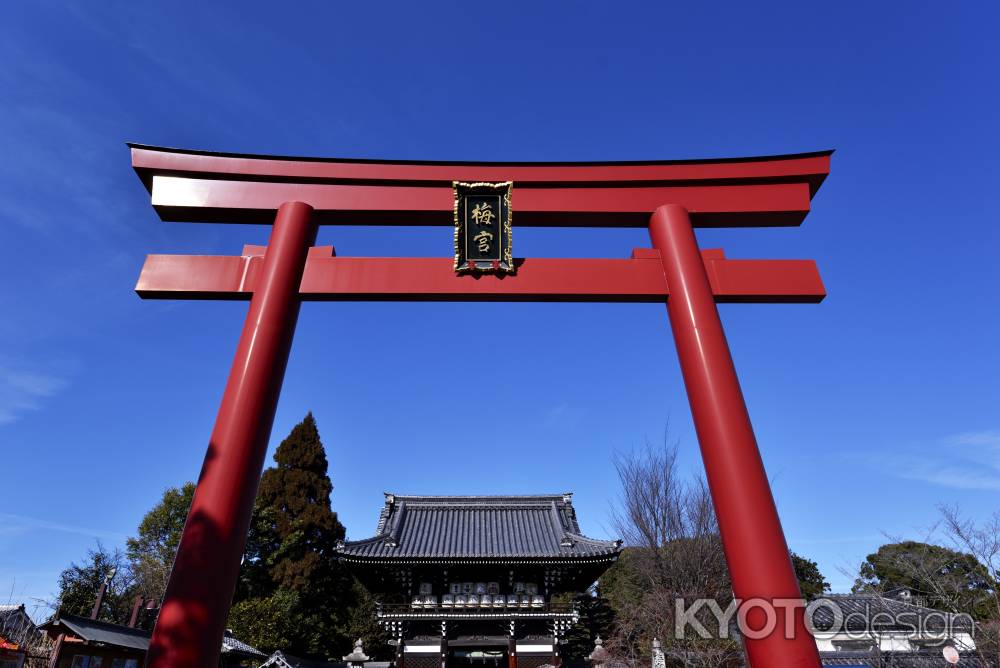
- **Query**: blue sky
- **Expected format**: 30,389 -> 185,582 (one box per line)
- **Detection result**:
2,1 -> 998,617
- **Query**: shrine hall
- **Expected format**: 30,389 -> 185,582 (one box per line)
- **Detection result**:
334,494 -> 622,668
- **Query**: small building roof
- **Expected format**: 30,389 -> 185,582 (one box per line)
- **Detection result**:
222,629 -> 268,658
40,614 -> 149,651
39,614 -> 265,658
335,493 -> 621,562
0,604 -> 37,639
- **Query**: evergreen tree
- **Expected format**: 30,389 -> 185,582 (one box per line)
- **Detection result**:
854,541 -> 996,619
790,552 -> 830,600
54,414 -> 371,656
343,579 -> 391,659
554,587 -> 618,663
231,413 -> 353,657
227,589 -> 301,655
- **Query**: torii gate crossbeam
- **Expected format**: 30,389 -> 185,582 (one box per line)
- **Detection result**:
129,145 -> 831,668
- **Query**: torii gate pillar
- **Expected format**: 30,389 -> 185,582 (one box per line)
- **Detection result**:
145,202 -> 316,668
650,204 -> 818,666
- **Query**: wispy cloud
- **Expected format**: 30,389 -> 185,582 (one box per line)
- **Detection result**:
0,22 -> 146,239
789,535 -> 883,545
884,430 -> 1000,491
543,402 -> 571,425
0,512 -> 127,541
0,363 -> 69,425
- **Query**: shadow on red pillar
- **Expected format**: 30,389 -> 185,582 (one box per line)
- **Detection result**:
649,204 -> 821,668
146,201 -> 317,668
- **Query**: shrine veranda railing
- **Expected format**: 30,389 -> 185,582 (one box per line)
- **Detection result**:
376,603 -> 578,621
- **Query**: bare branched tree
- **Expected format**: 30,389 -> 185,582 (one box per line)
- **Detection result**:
848,508 -> 1000,667
604,442 -> 740,668
939,506 -> 1000,666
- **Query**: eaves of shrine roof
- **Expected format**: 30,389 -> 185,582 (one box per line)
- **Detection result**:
334,493 -> 622,562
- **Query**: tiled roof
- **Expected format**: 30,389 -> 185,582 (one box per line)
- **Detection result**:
40,614 -> 150,651
39,614 -> 264,657
0,604 -> 39,647
222,630 -> 267,657
820,650 -> 987,667
336,494 -> 621,561
0,605 -> 33,627
259,651 -> 365,668
811,594 -> 975,632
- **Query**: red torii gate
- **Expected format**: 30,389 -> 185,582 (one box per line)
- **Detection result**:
130,145 -> 831,668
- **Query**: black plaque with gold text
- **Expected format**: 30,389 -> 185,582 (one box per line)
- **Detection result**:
453,181 -> 513,273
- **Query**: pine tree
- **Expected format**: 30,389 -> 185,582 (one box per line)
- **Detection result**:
232,413 -> 353,657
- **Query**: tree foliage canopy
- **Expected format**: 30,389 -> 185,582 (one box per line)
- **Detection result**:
551,588 -> 617,663
56,543 -> 135,625
55,413 -> 383,660
790,552 -> 830,601
126,482 -> 195,603
230,412 -> 381,658
250,412 -> 345,593
854,540 -> 996,619
57,484 -> 197,628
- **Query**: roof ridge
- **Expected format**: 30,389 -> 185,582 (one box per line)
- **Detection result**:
338,493 -> 621,559
128,143 -> 835,167
54,613 -> 152,635
384,493 -> 571,499
563,531 -> 621,546
820,593 -> 969,617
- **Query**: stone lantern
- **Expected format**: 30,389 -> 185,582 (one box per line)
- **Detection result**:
586,636 -> 611,668
651,638 -> 665,668
343,639 -> 370,668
